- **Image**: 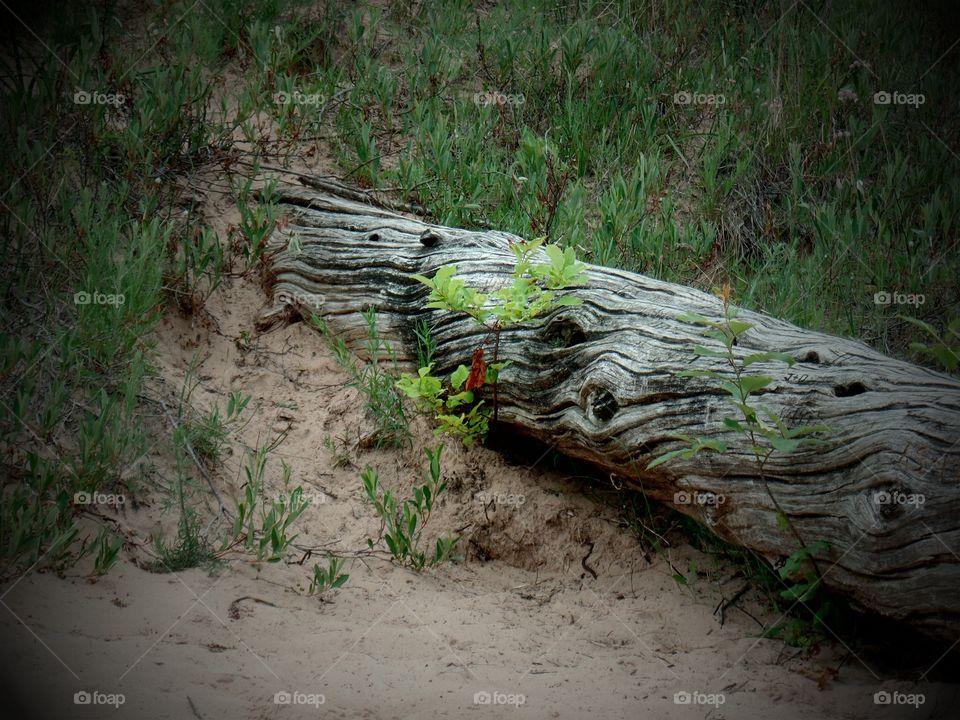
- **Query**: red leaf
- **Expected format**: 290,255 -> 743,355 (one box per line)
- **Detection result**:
465,347 -> 488,391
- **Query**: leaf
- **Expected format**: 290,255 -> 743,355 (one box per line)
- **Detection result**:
780,583 -> 816,602
898,314 -> 939,338
465,347 -> 488,391
544,244 -> 564,267
719,381 -> 742,399
739,376 -> 773,394
929,345 -> 959,370
646,435 -> 726,469
646,448 -> 687,469
678,311 -> 710,325
695,438 -> 728,453
743,351 -> 796,367
450,364 -> 469,389
693,345 -> 729,359
485,362 -> 507,383
434,265 -> 458,283
704,329 -> 732,345
763,621 -> 787,639
422,485 -> 432,510
445,390 -> 474,408
734,402 -> 758,423
769,437 -> 803,453
723,417 -> 744,432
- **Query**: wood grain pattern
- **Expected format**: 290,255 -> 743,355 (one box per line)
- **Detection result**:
258,184 -> 960,638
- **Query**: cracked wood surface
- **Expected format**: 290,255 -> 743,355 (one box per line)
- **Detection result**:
257,184 -> 960,638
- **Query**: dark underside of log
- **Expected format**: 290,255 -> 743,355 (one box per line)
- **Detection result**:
256,183 -> 960,640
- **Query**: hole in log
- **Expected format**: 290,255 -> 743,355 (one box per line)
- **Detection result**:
589,388 -> 619,423
420,229 -> 442,247
542,317 -> 587,349
873,486 -> 921,521
802,351 -> 821,364
368,232 -> 380,242
834,381 -> 868,397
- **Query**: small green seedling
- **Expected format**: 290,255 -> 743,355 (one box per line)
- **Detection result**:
648,290 -> 828,470
403,238 -> 587,442
361,444 -> 459,570
222,448 -> 310,562
648,286 -> 835,647
308,556 -> 349,595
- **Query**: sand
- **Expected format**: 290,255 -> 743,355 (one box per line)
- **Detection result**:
1,271 -> 954,720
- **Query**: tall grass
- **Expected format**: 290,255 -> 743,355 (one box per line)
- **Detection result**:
324,0 -> 958,362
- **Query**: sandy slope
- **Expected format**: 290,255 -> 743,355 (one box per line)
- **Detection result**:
1,272 -> 954,720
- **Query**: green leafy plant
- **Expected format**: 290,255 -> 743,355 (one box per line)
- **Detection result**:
234,174 -> 282,269
311,308 -> 411,448
152,451 -> 218,573
401,238 -> 587,441
174,357 -> 253,467
764,540 -> 835,649
361,444 -> 459,570
153,498 -> 215,572
308,556 -> 350,595
413,317 -> 437,369
185,391 -> 252,466
0,453 -> 83,575
648,290 -> 829,472
92,527 -> 124,575
648,287 -> 834,645
395,362 -> 494,445
222,447 -> 310,562
167,225 -> 224,315
901,316 -> 960,372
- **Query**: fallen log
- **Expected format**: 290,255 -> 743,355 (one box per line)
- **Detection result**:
257,184 -> 960,639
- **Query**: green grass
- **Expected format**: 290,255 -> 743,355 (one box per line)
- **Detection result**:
311,308 -> 412,448
323,0 -> 958,361
0,0 -> 314,574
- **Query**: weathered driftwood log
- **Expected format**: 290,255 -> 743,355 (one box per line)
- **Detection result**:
257,184 -> 960,639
